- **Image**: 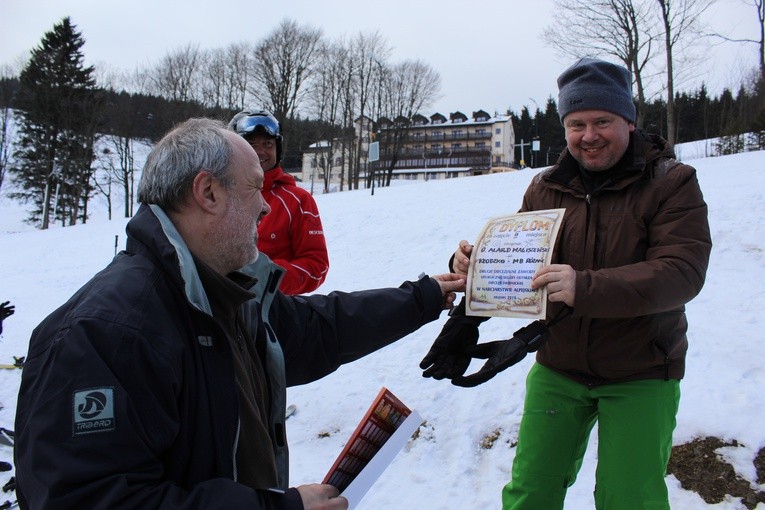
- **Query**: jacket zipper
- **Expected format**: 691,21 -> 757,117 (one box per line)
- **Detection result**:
232,418 -> 240,482
584,193 -> 593,260
232,311 -> 245,481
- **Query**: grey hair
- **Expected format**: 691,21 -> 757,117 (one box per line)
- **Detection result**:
138,118 -> 235,211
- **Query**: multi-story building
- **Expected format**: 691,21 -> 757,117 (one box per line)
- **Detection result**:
300,110 -> 515,191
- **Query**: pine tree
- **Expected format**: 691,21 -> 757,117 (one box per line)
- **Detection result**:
10,17 -> 102,229
539,97 -> 564,166
516,107 -> 534,167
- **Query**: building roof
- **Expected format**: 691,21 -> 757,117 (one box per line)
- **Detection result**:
472,110 -> 490,121
382,113 -> 512,131
450,111 -> 468,123
307,140 -> 331,149
412,113 -> 429,125
430,113 -> 447,124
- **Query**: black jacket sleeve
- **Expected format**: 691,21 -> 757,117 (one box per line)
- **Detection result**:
272,275 -> 445,386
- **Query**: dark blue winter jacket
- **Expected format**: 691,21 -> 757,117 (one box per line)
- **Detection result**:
14,204 -> 444,509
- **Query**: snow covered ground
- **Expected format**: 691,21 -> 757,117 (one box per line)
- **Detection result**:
0,143 -> 763,509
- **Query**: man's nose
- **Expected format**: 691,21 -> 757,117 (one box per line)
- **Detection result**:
582,124 -> 599,140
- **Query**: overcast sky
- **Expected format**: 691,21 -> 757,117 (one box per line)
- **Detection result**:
1,0 -> 760,117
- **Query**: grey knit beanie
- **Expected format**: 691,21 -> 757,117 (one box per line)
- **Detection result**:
557,57 -> 636,124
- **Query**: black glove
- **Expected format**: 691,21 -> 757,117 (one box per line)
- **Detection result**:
451,320 -> 549,388
0,302 -> 13,321
0,302 -> 14,335
420,297 -> 489,380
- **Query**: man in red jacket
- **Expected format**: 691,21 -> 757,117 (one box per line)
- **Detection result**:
229,110 -> 329,294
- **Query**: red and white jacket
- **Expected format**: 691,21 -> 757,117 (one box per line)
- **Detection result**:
258,166 -> 329,294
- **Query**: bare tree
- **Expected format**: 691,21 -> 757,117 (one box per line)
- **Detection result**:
349,31 -> 391,189
125,64 -> 154,96
753,0 -> 765,80
248,18 -> 323,121
307,39 -> 353,193
543,0 -> 658,126
91,60 -> 124,93
0,107 -> 12,192
0,64 -> 17,193
199,43 -> 252,110
224,42 -> 253,111
305,35 -> 438,192
656,0 -> 714,145
378,60 -> 441,186
92,146 -> 115,220
200,48 -> 227,108
710,0 -> 765,109
711,0 -> 764,83
104,135 -> 135,218
149,43 -> 204,103
338,45 -> 358,192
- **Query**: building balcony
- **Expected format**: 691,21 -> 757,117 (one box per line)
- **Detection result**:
378,152 -> 492,171
396,130 -> 493,144
381,146 -> 494,158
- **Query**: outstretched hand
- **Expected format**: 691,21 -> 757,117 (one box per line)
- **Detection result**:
431,273 -> 466,310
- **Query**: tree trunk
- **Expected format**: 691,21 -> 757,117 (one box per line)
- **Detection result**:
659,0 -> 677,146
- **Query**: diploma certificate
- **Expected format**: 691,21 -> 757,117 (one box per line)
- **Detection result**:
466,209 -> 565,319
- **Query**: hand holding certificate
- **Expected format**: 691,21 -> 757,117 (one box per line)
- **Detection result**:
466,209 -> 565,319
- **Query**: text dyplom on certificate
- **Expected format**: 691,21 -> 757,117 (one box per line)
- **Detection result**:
466,209 -> 565,319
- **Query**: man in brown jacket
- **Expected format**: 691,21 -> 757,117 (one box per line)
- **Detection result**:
440,58 -> 712,509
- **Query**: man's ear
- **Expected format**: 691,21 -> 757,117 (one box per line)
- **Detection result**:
190,171 -> 224,214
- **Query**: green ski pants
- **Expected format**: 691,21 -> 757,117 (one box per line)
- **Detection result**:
502,363 -> 680,510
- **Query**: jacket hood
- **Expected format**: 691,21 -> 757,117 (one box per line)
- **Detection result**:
640,130 -> 676,163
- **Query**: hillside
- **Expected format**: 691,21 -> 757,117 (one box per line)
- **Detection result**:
0,149 -> 764,509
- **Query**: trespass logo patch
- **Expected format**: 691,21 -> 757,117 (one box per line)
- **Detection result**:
73,387 -> 115,436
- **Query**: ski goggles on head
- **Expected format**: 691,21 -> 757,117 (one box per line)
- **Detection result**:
232,113 -> 280,139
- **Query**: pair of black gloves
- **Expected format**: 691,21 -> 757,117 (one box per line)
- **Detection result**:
419,297 -> 549,387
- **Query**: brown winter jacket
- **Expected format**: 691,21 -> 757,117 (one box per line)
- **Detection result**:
525,130 -> 712,387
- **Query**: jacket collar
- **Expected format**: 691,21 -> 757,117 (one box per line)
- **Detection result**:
126,204 -> 285,316
546,129 -> 673,193
148,204 -> 212,314
263,165 -> 296,191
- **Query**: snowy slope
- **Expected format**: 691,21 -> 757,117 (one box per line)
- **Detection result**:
0,148 -> 763,509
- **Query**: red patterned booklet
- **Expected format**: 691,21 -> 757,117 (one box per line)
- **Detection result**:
322,387 -> 423,508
